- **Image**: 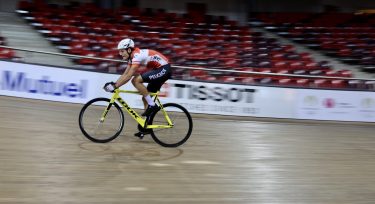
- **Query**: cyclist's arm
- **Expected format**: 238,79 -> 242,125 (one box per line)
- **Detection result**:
115,64 -> 140,88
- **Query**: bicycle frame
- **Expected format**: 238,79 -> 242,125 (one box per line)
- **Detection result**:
101,89 -> 173,129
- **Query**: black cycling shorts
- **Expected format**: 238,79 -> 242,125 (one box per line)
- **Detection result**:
141,64 -> 172,93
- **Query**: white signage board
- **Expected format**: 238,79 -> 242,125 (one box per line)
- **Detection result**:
297,89 -> 375,122
1,61 -> 374,122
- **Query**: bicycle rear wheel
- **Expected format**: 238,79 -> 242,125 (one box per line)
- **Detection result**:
149,103 -> 193,147
79,98 -> 124,143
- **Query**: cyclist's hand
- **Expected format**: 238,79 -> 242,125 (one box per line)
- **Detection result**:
103,82 -> 116,93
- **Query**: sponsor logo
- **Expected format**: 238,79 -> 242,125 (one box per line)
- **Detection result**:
0,70 -> 87,98
361,98 -> 375,109
151,55 -> 162,61
172,83 -> 256,103
303,95 -> 318,107
323,98 -> 335,108
149,68 -> 166,80
118,98 -> 139,119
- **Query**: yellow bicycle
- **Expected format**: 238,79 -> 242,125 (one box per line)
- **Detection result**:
78,89 -> 193,147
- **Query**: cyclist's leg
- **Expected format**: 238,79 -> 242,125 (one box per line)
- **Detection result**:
132,76 -> 153,138
131,75 -> 149,98
139,65 -> 171,115
131,75 -> 150,111
132,75 -> 158,116
141,97 -> 147,110
133,65 -> 171,137
134,80 -> 167,138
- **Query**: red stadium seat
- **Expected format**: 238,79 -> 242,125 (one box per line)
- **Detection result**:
312,79 -> 330,88
222,76 -> 236,83
278,78 -> 294,86
240,77 -> 256,84
296,78 -> 310,87
0,48 -> 16,59
330,80 -> 347,88
339,70 -> 353,78
77,51 -> 99,65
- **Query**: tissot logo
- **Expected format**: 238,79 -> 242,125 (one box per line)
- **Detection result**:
172,83 -> 256,103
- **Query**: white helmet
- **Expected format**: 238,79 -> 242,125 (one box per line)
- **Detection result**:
117,38 -> 135,50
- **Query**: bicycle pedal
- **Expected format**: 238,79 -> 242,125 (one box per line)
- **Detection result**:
134,132 -> 145,139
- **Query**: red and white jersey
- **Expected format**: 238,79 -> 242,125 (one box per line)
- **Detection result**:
130,48 -> 169,69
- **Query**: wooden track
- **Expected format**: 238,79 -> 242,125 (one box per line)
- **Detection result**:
0,95 -> 375,203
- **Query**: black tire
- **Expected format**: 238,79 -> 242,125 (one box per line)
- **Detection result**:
79,98 -> 125,143
148,103 -> 193,147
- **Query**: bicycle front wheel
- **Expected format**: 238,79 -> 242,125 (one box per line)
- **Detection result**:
149,103 -> 193,147
79,98 -> 125,143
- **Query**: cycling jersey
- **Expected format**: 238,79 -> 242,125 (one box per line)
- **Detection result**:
130,48 -> 169,69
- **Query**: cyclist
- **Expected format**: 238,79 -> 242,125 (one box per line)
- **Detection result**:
103,38 -> 172,136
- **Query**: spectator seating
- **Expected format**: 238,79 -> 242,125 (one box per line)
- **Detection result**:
16,1 -> 374,90
251,12 -> 375,74
0,36 -> 18,60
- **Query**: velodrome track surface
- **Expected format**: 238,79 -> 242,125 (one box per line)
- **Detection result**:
0,95 -> 375,203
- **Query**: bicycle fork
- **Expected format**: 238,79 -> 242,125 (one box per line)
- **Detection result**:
100,96 -> 117,122
100,103 -> 113,122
